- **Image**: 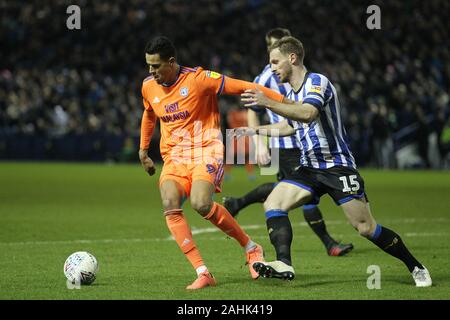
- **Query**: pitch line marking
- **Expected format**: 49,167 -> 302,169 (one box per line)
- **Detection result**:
0,217 -> 448,246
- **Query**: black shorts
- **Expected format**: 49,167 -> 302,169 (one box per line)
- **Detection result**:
282,166 -> 368,206
276,148 -> 301,181
275,148 -> 320,208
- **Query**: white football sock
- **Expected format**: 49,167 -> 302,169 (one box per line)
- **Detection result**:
196,265 -> 208,276
245,239 -> 256,252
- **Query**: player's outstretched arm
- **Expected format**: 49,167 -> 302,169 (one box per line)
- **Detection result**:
241,88 -> 318,123
221,77 -> 286,103
139,109 -> 156,176
233,120 -> 295,138
255,119 -> 296,137
247,108 -> 270,165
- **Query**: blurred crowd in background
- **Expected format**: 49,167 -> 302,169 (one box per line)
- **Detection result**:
1,0 -> 449,168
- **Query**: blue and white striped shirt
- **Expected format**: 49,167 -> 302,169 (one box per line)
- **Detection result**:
254,65 -> 301,149
287,72 -> 356,169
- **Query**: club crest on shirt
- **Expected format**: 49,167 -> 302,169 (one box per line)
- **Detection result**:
180,87 -> 189,97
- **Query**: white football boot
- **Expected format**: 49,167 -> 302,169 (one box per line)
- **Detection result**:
253,260 -> 295,281
412,266 -> 432,287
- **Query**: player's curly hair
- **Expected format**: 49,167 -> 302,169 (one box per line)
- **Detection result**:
269,36 -> 305,63
145,36 -> 176,61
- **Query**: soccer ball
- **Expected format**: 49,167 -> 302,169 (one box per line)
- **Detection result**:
63,251 -> 98,285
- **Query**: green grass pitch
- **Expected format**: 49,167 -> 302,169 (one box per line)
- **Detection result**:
0,162 -> 449,300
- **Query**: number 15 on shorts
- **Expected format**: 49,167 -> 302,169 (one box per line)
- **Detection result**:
339,175 -> 360,192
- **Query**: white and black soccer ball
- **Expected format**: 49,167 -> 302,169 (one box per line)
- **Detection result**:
64,251 -> 98,285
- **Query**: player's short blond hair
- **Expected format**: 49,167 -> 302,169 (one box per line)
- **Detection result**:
269,36 -> 305,63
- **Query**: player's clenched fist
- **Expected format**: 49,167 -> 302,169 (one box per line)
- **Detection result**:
139,149 -> 156,176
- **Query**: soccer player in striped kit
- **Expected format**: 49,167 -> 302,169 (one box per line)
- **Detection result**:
224,28 -> 354,258
237,36 -> 432,287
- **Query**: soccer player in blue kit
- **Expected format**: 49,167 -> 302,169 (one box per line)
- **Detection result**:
224,28 -> 354,258
236,36 -> 432,287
